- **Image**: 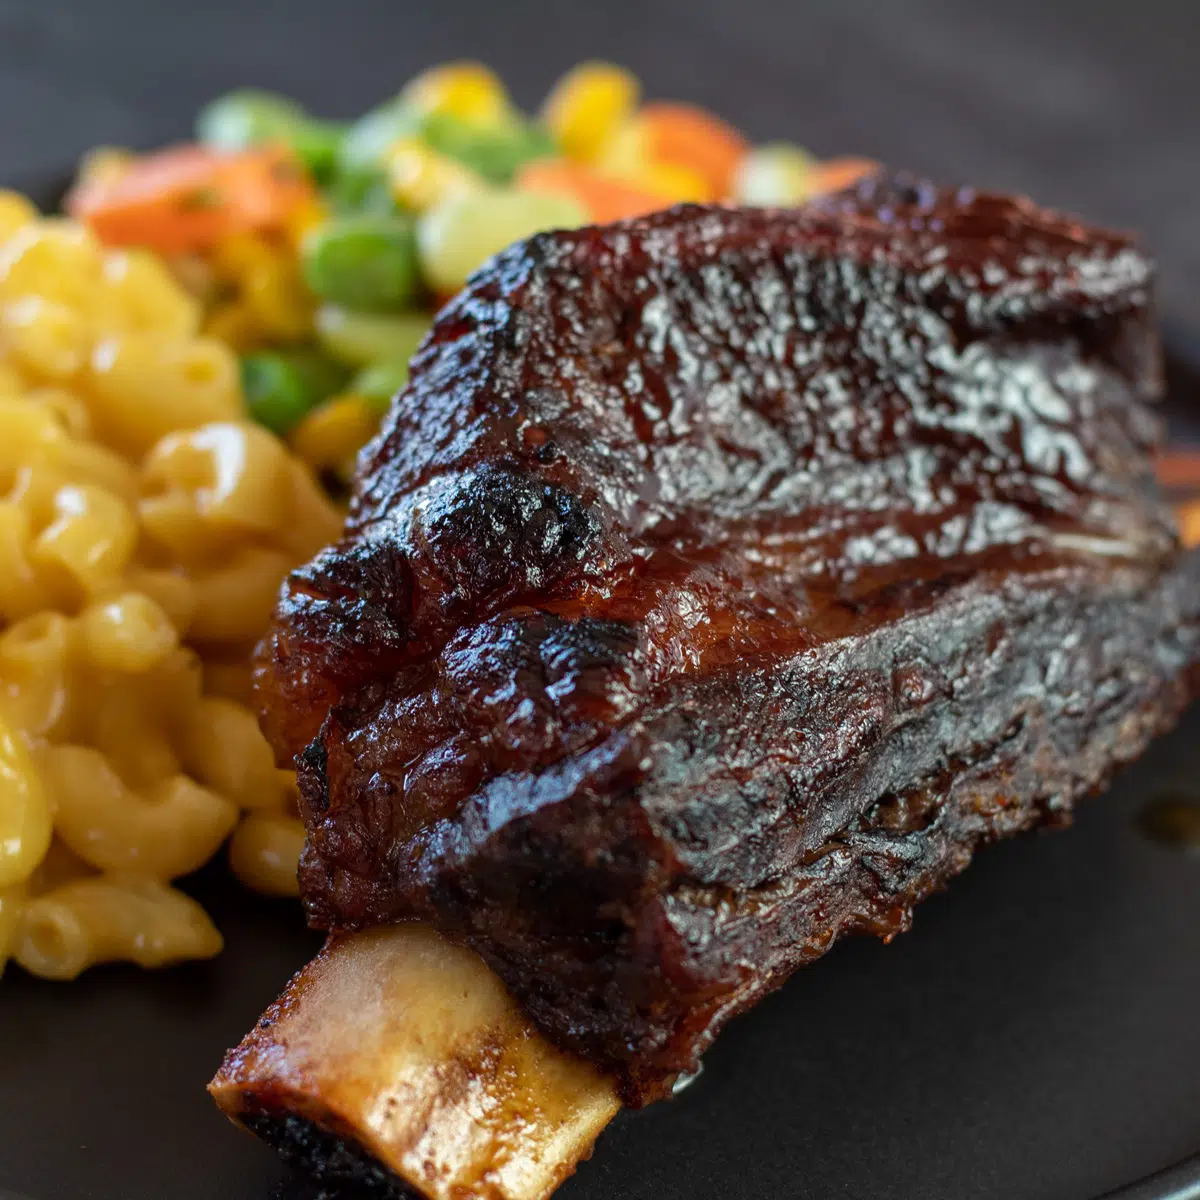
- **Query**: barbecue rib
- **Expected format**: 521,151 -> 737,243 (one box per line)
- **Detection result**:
256,174 -> 1200,1104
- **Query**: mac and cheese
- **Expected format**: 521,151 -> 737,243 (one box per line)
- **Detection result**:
0,194 -> 340,980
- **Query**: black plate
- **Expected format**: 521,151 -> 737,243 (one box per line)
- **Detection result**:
1,191 -> 1198,1200
1,706 -> 1198,1200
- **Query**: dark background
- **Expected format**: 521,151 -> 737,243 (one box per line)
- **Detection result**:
1,2 -> 1199,1199
2,0 -> 1199,330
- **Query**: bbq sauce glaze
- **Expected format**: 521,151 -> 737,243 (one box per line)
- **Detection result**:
256,179 -> 1199,1102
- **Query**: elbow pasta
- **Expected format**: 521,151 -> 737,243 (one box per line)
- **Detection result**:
14,874 -> 223,981
228,812 -> 307,898
0,194 -> 342,980
40,745 -> 239,878
0,712 -> 53,888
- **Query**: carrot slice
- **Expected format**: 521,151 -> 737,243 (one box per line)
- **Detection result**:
1155,448 -> 1200,492
806,157 -> 878,196
637,102 -> 749,197
517,159 -> 665,223
67,144 -> 314,254
1177,499 -> 1200,549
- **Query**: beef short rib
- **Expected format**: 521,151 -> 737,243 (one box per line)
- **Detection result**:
256,175 -> 1200,1104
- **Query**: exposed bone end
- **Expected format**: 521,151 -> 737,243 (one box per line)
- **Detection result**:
209,924 -> 620,1200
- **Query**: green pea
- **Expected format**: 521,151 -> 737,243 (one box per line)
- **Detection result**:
301,216 -> 421,312
352,359 -> 416,413
196,90 -> 305,150
419,110 -> 556,184
338,98 -> 421,173
240,350 -> 349,435
315,306 -> 432,367
417,188 -> 589,295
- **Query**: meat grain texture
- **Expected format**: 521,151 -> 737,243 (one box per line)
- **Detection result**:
257,173 -> 1200,1104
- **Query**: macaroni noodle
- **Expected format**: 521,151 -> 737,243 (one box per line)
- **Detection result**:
0,713 -> 52,888
15,874 -> 223,981
0,198 -> 342,980
228,811 -> 306,898
42,744 -> 239,878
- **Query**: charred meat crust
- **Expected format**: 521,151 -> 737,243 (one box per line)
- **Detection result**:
240,1106 -> 416,1199
256,174 -> 1198,1103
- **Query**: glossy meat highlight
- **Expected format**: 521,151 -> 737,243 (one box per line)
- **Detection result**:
256,176 -> 1199,1102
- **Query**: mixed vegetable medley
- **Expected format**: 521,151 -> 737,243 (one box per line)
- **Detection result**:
65,61 -> 872,486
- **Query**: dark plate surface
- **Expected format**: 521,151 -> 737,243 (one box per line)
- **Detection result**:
0,358 -> 1197,1200
0,703 -> 1198,1200
1,2 -> 1199,1197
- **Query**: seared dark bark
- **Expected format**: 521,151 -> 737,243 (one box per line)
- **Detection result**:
256,176 -> 1199,1103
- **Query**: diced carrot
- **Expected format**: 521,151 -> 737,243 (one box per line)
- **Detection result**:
517,159 -> 665,223
806,157 -> 878,196
1155,448 -> 1200,492
636,102 -> 749,197
1177,499 -> 1200,549
66,144 -> 315,254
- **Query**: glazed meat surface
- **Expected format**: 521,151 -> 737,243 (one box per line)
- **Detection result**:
257,175 -> 1200,1104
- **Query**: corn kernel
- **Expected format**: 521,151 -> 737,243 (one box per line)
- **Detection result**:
385,136 -> 484,212
282,196 -> 328,252
733,143 -> 819,206
1178,499 -> 1200,550
289,393 -> 379,473
403,62 -> 510,126
416,188 -> 589,296
76,147 -> 134,191
595,118 -> 648,178
242,263 -> 312,341
542,63 -> 640,164
639,160 -> 714,204
202,301 -> 263,352
166,254 -> 220,305
0,191 -> 38,244
0,362 -> 27,395
211,233 -> 276,282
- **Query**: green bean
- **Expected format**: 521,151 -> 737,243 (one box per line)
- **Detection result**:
419,111 -> 556,184
733,143 -> 818,206
301,216 -> 421,312
417,188 -> 588,294
314,306 -> 431,367
197,90 -> 305,149
240,350 -> 349,435
338,99 -> 421,173
197,90 -> 346,183
352,359 -> 415,413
